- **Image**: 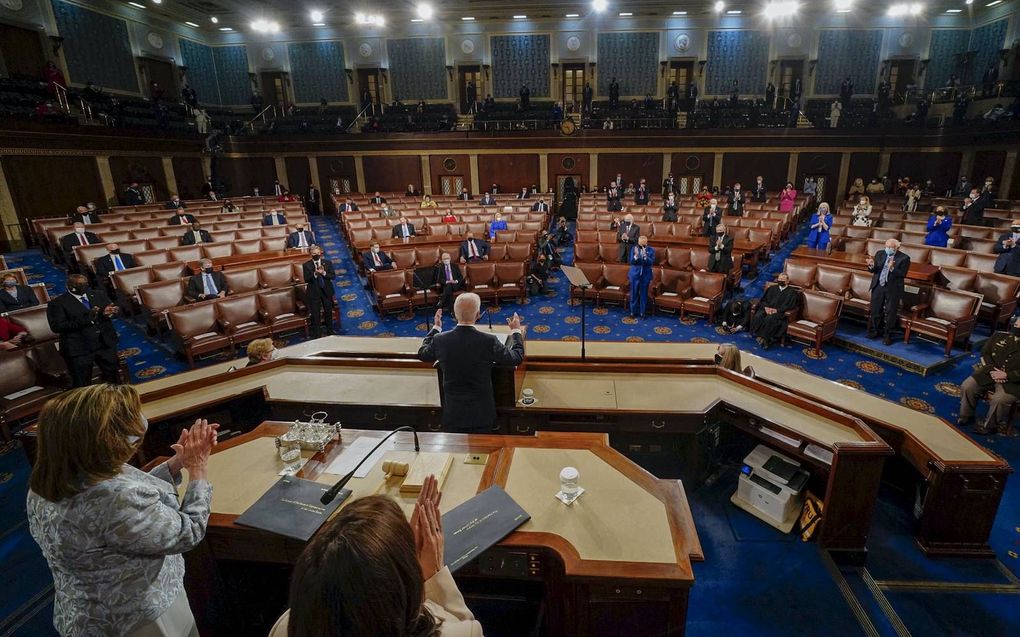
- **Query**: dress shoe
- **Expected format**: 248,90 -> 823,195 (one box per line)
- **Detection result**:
866,331 -> 878,339
997,424 -> 1019,437
956,417 -> 974,428
972,425 -> 994,435
883,336 -> 893,346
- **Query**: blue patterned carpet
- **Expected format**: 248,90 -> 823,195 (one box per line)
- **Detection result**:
1,214 -> 1018,636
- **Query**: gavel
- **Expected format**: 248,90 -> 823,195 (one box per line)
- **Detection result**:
382,460 -> 409,476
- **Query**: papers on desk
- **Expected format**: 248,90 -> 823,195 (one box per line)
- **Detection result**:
322,435 -> 395,478
3,385 -> 43,400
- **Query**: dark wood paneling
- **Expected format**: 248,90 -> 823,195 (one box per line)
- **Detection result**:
428,154 -> 471,195
668,153 -> 716,189
284,157 -> 312,198
217,157 -> 278,197
363,156 -> 421,194
795,152 -> 842,204
477,154 -> 540,194
548,153 -> 590,191
972,150 -> 1007,187
2,155 -> 104,241
847,152 -> 881,197
888,152 -> 962,195
109,156 -> 169,203
721,153 -> 789,190
316,155 -> 358,214
596,153 -> 663,190
173,157 -> 206,200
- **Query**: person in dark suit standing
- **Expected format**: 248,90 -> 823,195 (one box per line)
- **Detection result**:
751,176 -> 767,202
273,180 -> 287,197
582,82 -> 593,113
417,293 -> 525,433
287,224 -> 315,249
391,216 -> 416,239
200,175 -> 216,197
68,205 -> 101,225
634,181 -> 650,205
180,222 -> 212,245
957,316 -> 1020,435
466,80 -> 477,114
459,233 -> 490,264
186,259 -> 228,302
609,78 -> 620,109
749,272 -> 799,350
866,239 -> 911,345
708,224 -> 734,275
992,219 -> 1020,276
628,236 -> 655,319
165,194 -> 187,210
661,193 -> 679,222
167,210 -> 197,225
363,241 -> 394,272
531,197 -> 549,213
662,174 -> 677,198
123,182 -> 145,206
840,76 -> 853,106
727,183 -> 745,216
93,244 -> 136,280
702,199 -> 723,237
262,209 -> 287,226
0,273 -> 38,312
305,184 -> 321,216
46,274 -> 120,387
303,245 -> 336,337
433,253 -> 464,313
960,188 -> 987,226
616,214 -> 639,263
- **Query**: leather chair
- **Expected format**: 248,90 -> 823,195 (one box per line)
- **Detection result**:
675,223 -> 692,238
975,272 -> 1020,328
6,305 -> 57,343
488,243 -> 508,260
371,269 -> 413,314
495,262 -> 526,303
233,239 -> 263,255
133,249 -> 171,266
111,267 -> 155,313
843,271 -> 873,321
680,271 -> 726,322
939,266 -> 978,292
814,265 -> 852,296
236,228 -> 263,240
667,247 -> 692,270
598,264 -> 631,307
167,303 -> 232,368
783,261 -> 817,289
261,237 -> 287,252
209,230 -> 237,243
570,263 -> 604,304
169,246 -> 203,263
506,243 -> 532,262
901,287 -> 981,356
597,243 -> 618,263
152,262 -> 187,281
653,268 -> 692,314
466,222 -> 487,237
201,242 -> 232,259
223,268 -> 261,294
137,279 -> 187,334
259,263 -> 297,289
576,230 -> 599,243
689,248 -> 711,271
257,288 -> 307,337
146,236 -> 180,251
898,244 -> 930,265
129,228 -> 161,240
929,248 -> 966,267
465,262 -> 498,303
217,294 -> 271,347
416,246 -> 442,267
0,350 -> 65,439
785,291 -> 843,355
390,249 -> 417,270
350,228 -> 374,246
495,231 -> 517,244
964,252 -> 997,273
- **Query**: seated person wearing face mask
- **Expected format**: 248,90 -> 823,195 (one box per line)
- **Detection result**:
93,244 -> 137,280
246,338 -> 277,367
957,316 -> 1020,436
0,274 -> 39,312
186,260 -> 228,302
749,273 -> 799,350
362,242 -> 394,272
993,219 -> 1020,276
180,223 -> 211,245
0,315 -> 29,350
433,253 -> 464,313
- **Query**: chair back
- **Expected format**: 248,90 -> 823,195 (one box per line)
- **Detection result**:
848,271 -> 873,300
373,269 -> 407,296
939,266 -> 978,291
259,263 -> 296,288
7,306 -> 56,342
258,287 -> 299,316
930,288 -> 981,321
603,264 -> 630,287
168,303 -> 219,338
223,268 -> 260,293
217,294 -> 260,326
691,270 -> 726,297
138,279 -> 186,312
975,273 -> 1020,304
801,290 -> 843,323
783,261 -> 817,288
814,265 -> 851,296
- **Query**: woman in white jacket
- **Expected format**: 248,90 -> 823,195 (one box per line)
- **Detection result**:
269,476 -> 482,637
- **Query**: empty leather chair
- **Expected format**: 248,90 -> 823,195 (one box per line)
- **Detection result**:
151,262 -> 186,281
666,247 -> 692,270
599,264 -> 631,307
146,236 -> 180,251
901,287 -> 981,356
262,226 -> 288,238
653,268 -> 692,314
689,248 -> 711,272
256,287 -> 307,337
129,228 -> 161,240
505,243 -> 532,262
488,243 -> 509,260
570,263 -> 604,304
133,250 -> 171,266
111,267 -> 154,313
371,269 -> 412,314
202,242 -> 233,259
964,252 -> 998,273
390,249 -> 416,270
416,246 -> 442,267
675,223 -> 692,238
465,262 -> 498,303
495,262 -> 526,303
466,222 -> 487,237
168,246 -> 202,263
898,244 -> 931,264
7,305 -> 57,343
223,268 -> 260,294
216,294 -> 271,346
783,261 -> 817,289
680,271 -> 726,322
785,291 -> 843,355
232,239 -> 263,255
939,266 -> 978,292
260,237 -> 287,252
97,231 -> 131,243
259,263 -> 298,289
813,265 -> 852,296
209,230 -> 237,243
929,248 -> 966,267
576,230 -> 599,243
495,231 -> 517,243
167,303 -> 232,368
0,350 -> 65,439
975,272 -> 1020,328
137,279 -> 187,334
236,228 -> 263,240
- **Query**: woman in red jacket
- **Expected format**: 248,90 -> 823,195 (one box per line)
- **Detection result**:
778,182 -> 798,213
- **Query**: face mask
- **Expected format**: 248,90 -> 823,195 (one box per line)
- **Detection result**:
312,254 -> 322,260
203,267 -> 213,274
109,249 -> 120,255
68,284 -> 85,295
1011,226 -> 1020,233
971,194 -> 979,200
885,247 -> 896,256
717,231 -> 724,237
3,280 -> 15,288
714,353 -> 723,365
128,415 -> 149,445
442,260 -> 451,265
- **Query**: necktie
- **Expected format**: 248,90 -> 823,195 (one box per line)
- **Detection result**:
193,231 -> 200,243
112,255 -> 124,271
446,265 -> 453,282
469,241 -> 477,258
83,216 -> 92,225
298,232 -> 307,247
373,252 -> 381,266
879,256 -> 892,287
78,233 -> 88,246
204,273 -> 218,295
80,295 -> 90,309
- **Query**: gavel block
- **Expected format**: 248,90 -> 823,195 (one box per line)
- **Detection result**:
398,452 -> 454,494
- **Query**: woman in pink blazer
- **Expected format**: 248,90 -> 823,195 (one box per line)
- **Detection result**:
778,183 -> 798,213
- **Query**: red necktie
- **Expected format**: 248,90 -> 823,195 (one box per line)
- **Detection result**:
373,252 -> 381,266
469,241 -> 477,258
78,233 -> 88,246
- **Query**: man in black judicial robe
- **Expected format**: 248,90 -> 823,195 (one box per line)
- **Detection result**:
750,273 -> 799,349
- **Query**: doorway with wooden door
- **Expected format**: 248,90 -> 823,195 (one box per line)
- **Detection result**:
562,64 -> 586,112
778,60 -> 804,108
677,174 -> 704,196
667,61 -> 694,97
259,72 -> 290,114
0,23 -> 46,78
139,57 -> 178,100
887,59 -> 917,103
458,65 -> 480,114
357,68 -> 382,114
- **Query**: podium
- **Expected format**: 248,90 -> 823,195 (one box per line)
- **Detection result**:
559,265 -> 592,360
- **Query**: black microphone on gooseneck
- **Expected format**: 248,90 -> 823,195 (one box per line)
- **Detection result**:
320,425 -> 421,505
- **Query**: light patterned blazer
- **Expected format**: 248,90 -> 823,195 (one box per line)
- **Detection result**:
27,462 -> 212,636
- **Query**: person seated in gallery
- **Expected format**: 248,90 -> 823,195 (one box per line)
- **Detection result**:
363,241 -> 395,272
420,195 -> 439,209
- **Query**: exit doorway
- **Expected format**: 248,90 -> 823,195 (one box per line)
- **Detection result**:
458,65 -> 481,114
140,57 -> 178,100
357,68 -> 382,113
259,71 -> 290,113
778,60 -> 805,107
562,63 -> 586,111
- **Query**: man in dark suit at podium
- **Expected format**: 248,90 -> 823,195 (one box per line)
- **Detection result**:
866,238 -> 911,345
417,293 -> 525,432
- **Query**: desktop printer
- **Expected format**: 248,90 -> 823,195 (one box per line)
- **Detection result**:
731,444 -> 810,533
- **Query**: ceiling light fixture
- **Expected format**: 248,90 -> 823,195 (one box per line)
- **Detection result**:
210,16 -> 218,23
127,2 -> 145,8
619,12 -> 633,16
727,9 -> 742,13
714,1 -> 726,13
945,8 -> 962,11
764,1 -> 799,18
566,13 -> 580,17
986,0 -> 1002,5
673,10 -> 688,15
592,0 -> 609,11
514,15 -> 528,19
184,21 -> 200,27
151,0 -> 161,3
355,13 -> 385,26
416,3 -> 434,20
218,27 -> 232,31
310,10 -> 324,22
834,0 -> 853,11
250,19 -> 281,32
461,16 -> 475,21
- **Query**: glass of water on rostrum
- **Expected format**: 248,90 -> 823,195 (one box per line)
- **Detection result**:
556,466 -> 584,505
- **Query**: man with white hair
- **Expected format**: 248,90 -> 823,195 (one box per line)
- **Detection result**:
866,238 -> 911,345
417,293 -> 526,432
616,213 -> 639,262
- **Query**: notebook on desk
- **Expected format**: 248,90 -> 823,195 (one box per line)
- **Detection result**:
443,486 -> 530,573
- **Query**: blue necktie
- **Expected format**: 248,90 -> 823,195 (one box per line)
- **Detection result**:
112,255 -> 124,271
446,265 -> 453,282
204,273 -> 218,295
80,295 -> 90,309
879,256 -> 891,287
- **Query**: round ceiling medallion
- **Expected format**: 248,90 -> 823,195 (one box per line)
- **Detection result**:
262,47 -> 275,61
461,39 -> 475,54
359,42 -> 373,57
567,36 -> 581,52
787,33 -> 803,49
674,34 -> 690,52
0,0 -> 24,11
562,157 -> 576,170
443,158 -> 457,172
684,155 -> 701,171
146,32 -> 164,49
898,32 -> 914,49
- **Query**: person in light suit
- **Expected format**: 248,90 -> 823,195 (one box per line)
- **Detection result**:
628,236 -> 655,319
418,293 -> 525,432
269,482 -> 483,637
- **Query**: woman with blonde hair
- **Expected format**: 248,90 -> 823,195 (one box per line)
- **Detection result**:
27,384 -> 217,637
852,195 -> 873,227
714,343 -> 742,373
246,337 -> 276,366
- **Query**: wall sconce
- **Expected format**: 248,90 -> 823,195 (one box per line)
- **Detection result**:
482,64 -> 491,80
345,68 -> 354,83
248,72 -> 257,87
697,60 -> 706,77
808,59 -> 818,76
551,63 -> 559,79
918,59 -> 930,76
48,35 -> 64,55
445,65 -> 454,81
659,61 -> 668,77
380,67 -> 388,83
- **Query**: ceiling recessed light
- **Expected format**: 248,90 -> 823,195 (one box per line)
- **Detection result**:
410,18 -> 423,22
592,0 -> 609,11
727,9 -> 742,13
514,15 -> 528,19
218,27 -> 233,31
566,13 -> 580,17
945,8 -> 962,11
416,3 -> 434,20
461,16 -> 475,20
310,10 -> 324,22
127,2 -> 145,8
210,16 -> 218,23
619,12 -> 633,16
986,0 -> 1002,5
312,23 -> 325,26
151,0 -> 161,4
185,21 -> 199,27
673,10 -> 688,15
714,1 -> 725,12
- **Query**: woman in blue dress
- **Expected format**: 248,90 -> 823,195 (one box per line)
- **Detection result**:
924,206 -> 953,247
807,202 -> 834,250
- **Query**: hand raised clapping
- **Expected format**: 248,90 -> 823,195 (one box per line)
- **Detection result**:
410,474 -> 444,581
